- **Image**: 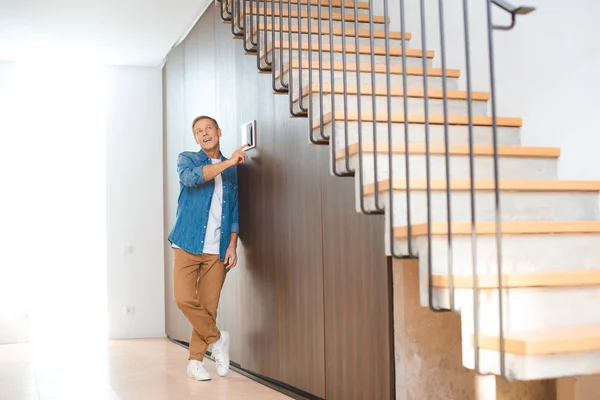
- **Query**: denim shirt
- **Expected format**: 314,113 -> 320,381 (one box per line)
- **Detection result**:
167,150 -> 239,260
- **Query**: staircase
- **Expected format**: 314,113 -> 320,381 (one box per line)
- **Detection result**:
216,0 -> 600,388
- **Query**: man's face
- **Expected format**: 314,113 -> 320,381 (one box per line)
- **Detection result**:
194,118 -> 221,153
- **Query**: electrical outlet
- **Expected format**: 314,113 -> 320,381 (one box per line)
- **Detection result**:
124,306 -> 135,315
122,245 -> 133,255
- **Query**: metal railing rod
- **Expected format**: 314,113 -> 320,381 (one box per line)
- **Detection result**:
271,0 -> 288,91
245,0 -> 259,51
226,0 -> 234,18
255,0 -> 272,71
390,0 -> 411,258
486,0 -> 507,380
354,0 -> 371,206
461,0 -> 480,374
437,0 -> 455,312
367,0 -> 384,213
340,0 -> 352,175
298,0 -> 309,114
232,0 -> 244,36
307,0 -> 323,142
278,0 -> 289,89
316,0 -> 329,141
419,0 -> 448,314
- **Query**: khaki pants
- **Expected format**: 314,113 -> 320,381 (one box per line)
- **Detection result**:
173,248 -> 226,361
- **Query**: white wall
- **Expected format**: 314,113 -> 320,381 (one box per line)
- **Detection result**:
0,62 -> 165,342
0,61 -> 108,343
380,0 -> 600,180
0,62 -> 30,343
106,66 -> 166,339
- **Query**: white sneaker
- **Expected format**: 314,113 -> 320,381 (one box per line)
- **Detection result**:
187,360 -> 211,381
212,331 -> 230,377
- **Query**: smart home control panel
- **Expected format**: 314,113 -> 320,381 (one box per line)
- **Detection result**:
241,120 -> 256,151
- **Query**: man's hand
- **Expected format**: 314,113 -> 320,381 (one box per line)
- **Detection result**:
202,144 -> 250,182
224,246 -> 238,270
227,145 -> 249,167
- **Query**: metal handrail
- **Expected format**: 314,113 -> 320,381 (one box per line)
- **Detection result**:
492,0 -> 535,30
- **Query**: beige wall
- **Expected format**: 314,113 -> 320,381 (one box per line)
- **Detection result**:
557,375 -> 600,400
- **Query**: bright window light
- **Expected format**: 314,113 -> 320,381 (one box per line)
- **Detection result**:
0,61 -> 108,346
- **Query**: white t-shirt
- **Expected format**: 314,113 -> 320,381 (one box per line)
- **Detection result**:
201,158 -> 223,255
172,158 -> 223,254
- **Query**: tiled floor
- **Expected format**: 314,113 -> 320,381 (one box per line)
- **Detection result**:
0,338 -> 291,400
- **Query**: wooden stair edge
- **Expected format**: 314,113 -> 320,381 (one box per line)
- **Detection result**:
245,7 -> 390,23
336,143 -> 560,164
245,1 -> 370,9
393,221 -> 600,238
276,60 -> 461,79
469,326 -> 600,355
248,23 -> 412,40
362,178 -> 600,195
315,112 -> 522,130
266,41 -> 435,59
430,270 -> 600,289
246,0 -> 371,8
296,83 -> 489,102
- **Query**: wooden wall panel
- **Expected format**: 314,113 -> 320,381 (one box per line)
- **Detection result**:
163,5 -> 392,399
320,166 -> 393,400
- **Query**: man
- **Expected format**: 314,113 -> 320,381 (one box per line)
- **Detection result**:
168,115 -> 248,381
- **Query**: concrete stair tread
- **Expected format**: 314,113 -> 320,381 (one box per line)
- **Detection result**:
394,221 -> 600,238
297,83 -> 489,102
318,112 -> 522,130
249,23 -> 410,40
265,40 -> 434,59
336,143 -> 558,160
245,7 -> 388,23
276,60 -> 460,79
472,326 -> 600,355
431,270 -> 600,289
364,178 -> 600,195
